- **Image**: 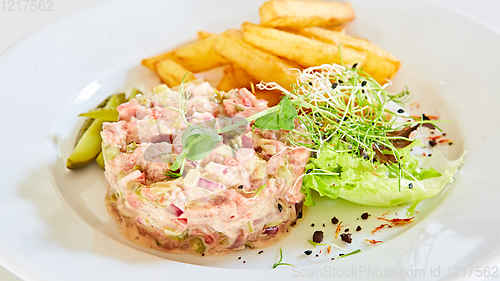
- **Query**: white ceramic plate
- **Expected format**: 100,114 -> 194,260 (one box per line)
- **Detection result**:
1,0 -> 499,280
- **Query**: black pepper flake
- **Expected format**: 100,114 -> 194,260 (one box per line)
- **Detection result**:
408,182 -> 413,189
449,142 -> 453,146
361,212 -> 370,220
429,139 -> 437,147
339,253 -> 345,256
309,82 -> 313,86
312,231 -> 324,243
443,133 -> 447,136
291,222 -> 296,226
238,257 -> 241,260
361,80 -> 367,87
315,254 -> 319,257
331,257 -> 335,260
344,228 -> 349,233
202,253 -> 205,256
331,82 -> 338,90
331,217 -> 339,224
397,108 -> 404,114
428,154 -> 432,157
352,63 -> 358,69
278,203 -> 283,212
258,250 -> 264,254
422,114 -> 430,121
322,223 -> 325,227
311,223 -> 315,227
297,212 -> 303,219
238,185 -> 244,189
340,233 -> 352,243
338,80 -> 344,84
243,261 -> 246,264
356,226 -> 362,232
304,250 -> 313,256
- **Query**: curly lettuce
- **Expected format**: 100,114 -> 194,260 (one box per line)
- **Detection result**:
301,140 -> 465,208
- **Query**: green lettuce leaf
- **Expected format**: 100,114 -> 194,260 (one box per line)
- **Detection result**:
301,141 -> 465,207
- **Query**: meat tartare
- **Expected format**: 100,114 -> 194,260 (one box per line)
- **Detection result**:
101,81 -> 309,255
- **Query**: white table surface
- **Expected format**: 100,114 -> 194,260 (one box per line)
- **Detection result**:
0,0 -> 499,280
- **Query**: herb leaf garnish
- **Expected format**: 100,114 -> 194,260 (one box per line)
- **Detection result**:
255,96 -> 298,131
170,124 -> 222,173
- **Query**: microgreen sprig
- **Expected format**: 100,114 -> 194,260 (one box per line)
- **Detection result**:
272,248 -> 293,269
252,64 -> 443,191
338,248 -> 361,258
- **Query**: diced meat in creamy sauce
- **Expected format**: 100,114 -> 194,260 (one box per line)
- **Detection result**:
101,83 -> 309,256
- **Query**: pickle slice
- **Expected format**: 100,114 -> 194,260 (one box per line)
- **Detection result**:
74,96 -> 110,146
128,88 -> 142,101
95,151 -> 105,169
66,94 -> 123,170
79,108 -> 119,122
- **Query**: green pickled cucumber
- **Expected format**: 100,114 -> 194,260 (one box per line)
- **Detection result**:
128,88 -> 142,101
74,118 -> 94,147
79,108 -> 119,122
190,238 -> 205,254
74,96 -> 110,146
95,151 -> 104,169
66,94 -> 123,170
168,230 -> 188,242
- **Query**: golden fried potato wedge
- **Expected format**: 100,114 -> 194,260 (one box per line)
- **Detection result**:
223,28 -> 244,39
155,58 -> 195,87
242,22 -> 365,69
322,25 -> 346,33
197,30 -> 217,40
218,64 -> 283,106
218,64 -> 259,92
293,27 -> 401,83
214,30 -> 298,90
255,89 -> 283,107
141,52 -> 175,71
172,36 -> 227,73
259,0 -> 355,28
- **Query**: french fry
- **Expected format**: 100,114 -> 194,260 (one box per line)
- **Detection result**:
242,22 -> 366,69
214,30 -> 298,91
255,89 -> 283,107
292,27 -> 401,83
197,30 -> 217,40
259,0 -> 355,28
141,52 -> 175,71
322,25 -> 346,33
217,64 -> 259,92
155,58 -> 195,87
223,28 -> 244,39
172,36 -> 227,73
218,64 -> 283,106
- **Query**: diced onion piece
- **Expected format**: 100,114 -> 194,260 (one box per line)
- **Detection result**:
205,162 -> 229,176
241,135 -> 254,148
198,177 -> 224,191
167,204 -> 184,217
262,225 -> 279,236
